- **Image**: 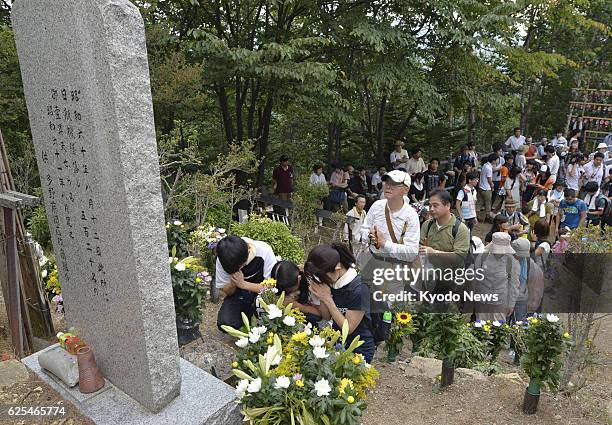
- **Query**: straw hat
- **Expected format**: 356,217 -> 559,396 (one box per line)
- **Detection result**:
511,237 -> 530,258
393,140 -> 405,147
505,199 -> 519,208
596,142 -> 608,150
484,232 -> 515,255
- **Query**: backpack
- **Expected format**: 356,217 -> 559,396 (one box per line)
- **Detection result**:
599,195 -> 612,225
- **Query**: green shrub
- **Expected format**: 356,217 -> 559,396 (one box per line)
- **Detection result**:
231,215 -> 304,263
27,204 -> 52,252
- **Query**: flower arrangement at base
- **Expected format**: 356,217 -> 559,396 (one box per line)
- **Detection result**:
469,319 -> 511,366
169,246 -> 208,323
166,220 -> 191,257
222,294 -> 379,425
41,256 -> 63,313
385,311 -> 416,362
191,225 -> 226,273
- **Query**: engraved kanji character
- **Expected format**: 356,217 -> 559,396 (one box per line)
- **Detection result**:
51,89 -> 58,100
83,226 -> 89,237
63,108 -> 72,121
61,88 -> 67,101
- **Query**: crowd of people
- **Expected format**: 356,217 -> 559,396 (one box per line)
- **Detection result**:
227,128 -> 611,361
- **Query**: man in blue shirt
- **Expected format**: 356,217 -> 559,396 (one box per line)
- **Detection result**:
557,188 -> 587,229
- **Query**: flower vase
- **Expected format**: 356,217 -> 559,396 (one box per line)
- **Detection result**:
386,344 -> 399,363
522,379 -> 540,414
77,346 -> 105,394
176,316 -> 201,346
440,357 -> 455,387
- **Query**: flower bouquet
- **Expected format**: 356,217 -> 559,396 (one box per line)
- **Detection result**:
469,319 -> 511,366
166,220 -> 191,257
423,313 -> 465,387
385,311 -> 416,362
222,294 -> 379,425
515,314 -> 572,414
41,256 -> 63,313
169,247 -> 209,345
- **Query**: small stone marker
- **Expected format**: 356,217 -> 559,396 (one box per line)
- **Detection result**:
12,0 -> 180,412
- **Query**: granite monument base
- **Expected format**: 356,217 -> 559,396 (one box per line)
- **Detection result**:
23,344 -> 241,425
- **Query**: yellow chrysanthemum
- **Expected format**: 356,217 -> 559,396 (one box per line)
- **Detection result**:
347,396 -> 355,404
396,312 -> 412,325
338,378 -> 354,395
352,355 -> 362,365
261,278 -> 277,289
289,309 -> 306,323
291,332 -> 308,343
295,380 -> 304,388
232,362 -> 238,368
483,325 -> 491,332
563,332 -> 571,338
196,277 -> 203,283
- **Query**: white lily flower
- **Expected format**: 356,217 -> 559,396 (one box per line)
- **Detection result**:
41,269 -> 48,279
248,331 -> 261,344
304,323 -> 313,336
173,220 -> 182,226
313,346 -> 329,359
309,335 -> 325,348
235,338 -> 249,348
314,378 -> 331,397
247,377 -> 262,393
235,379 -> 249,399
283,316 -> 296,327
546,314 -> 560,323
174,262 -> 186,272
267,304 -> 283,320
265,345 -> 282,366
274,375 -> 291,389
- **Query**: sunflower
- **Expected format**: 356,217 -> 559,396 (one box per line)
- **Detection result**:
396,312 -> 412,325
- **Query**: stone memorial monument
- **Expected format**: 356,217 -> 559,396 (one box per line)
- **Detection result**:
12,0 -> 239,423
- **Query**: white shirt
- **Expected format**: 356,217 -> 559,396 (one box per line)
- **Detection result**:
505,135 -> 525,150
565,164 -> 583,190
547,154 -> 560,180
456,186 -> 477,219
309,172 -> 326,185
390,150 -> 409,170
492,157 -> 505,182
551,136 -> 567,147
582,161 -> 605,185
479,163 -> 493,190
360,199 -> 420,263
405,157 -> 427,175
215,238 -> 277,289
344,208 -> 368,243
371,172 -> 383,188
504,177 -> 521,201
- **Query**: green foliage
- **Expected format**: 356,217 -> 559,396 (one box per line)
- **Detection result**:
169,248 -> 208,322
289,175 -> 330,253
205,204 -> 232,229
27,204 -> 52,253
165,220 -> 191,258
232,215 -> 304,264
422,313 -> 466,364
518,315 -> 572,392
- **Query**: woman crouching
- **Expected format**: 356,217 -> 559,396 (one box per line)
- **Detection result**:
304,243 -> 376,363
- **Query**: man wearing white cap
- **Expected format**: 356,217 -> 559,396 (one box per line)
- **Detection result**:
472,232 -> 520,321
360,170 -> 420,264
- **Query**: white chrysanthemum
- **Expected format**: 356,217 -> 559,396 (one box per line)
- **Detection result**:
252,326 -> 267,335
248,331 -> 261,344
174,262 -> 186,272
516,321 -> 523,325
283,316 -> 296,327
235,338 -> 248,348
304,323 -> 313,336
218,228 -> 226,234
309,335 -> 325,348
274,375 -> 291,389
546,313 -> 560,323
41,269 -> 48,279
247,378 -> 262,393
492,321 -> 501,327
314,378 -> 331,397
313,346 -> 329,359
267,304 -> 283,320
235,379 -> 249,399
473,321 -> 483,328
173,220 -> 182,226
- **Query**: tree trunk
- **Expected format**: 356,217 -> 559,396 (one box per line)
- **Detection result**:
376,95 -> 387,165
256,96 -> 274,187
468,104 -> 476,145
215,84 -> 234,142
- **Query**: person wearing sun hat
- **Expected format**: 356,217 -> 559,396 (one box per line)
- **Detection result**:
500,198 -> 529,239
511,237 -> 544,322
472,232 -> 520,321
594,142 -> 610,161
390,140 -> 409,171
